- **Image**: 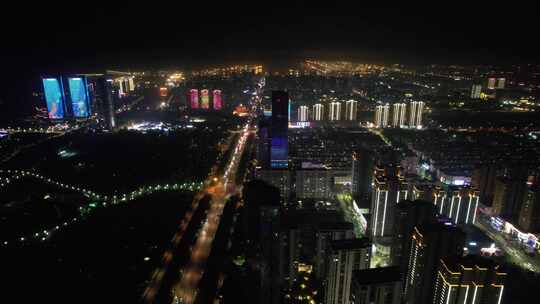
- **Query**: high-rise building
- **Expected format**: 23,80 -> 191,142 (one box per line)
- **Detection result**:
433,256 -> 506,304
434,187 -> 480,225
392,200 -> 437,274
241,180 -> 283,304
370,164 -> 408,240
325,238 -> 371,304
496,77 -> 506,89
212,89 -> 222,110
487,77 -> 497,90
313,103 -> 324,121
471,84 -> 482,99
315,223 -> 355,280
42,77 -> 66,120
297,105 -> 309,122
351,266 -> 402,304
200,89 -> 210,109
190,89 -> 199,109
392,103 -> 406,128
67,76 -> 91,118
296,169 -> 332,199
374,105 -> 384,128
404,222 -> 465,304
409,101 -> 424,128
351,149 -> 375,207
471,164 -> 498,205
270,91 -> 289,169
96,77 -> 116,130
382,104 -> 390,127
329,102 -> 341,121
256,170 -> 291,203
492,177 -> 527,220
345,100 -> 358,121
518,186 -> 540,232
128,77 -> 135,91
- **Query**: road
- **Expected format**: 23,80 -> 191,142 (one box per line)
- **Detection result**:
142,121 -> 252,304
171,122 -> 251,304
475,220 -> 540,273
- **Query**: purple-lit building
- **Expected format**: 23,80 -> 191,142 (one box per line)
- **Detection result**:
270,91 -> 288,169
213,89 -> 222,110
190,89 -> 199,109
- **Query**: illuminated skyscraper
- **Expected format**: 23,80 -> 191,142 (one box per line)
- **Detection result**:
200,89 -> 209,109
433,256 -> 506,304
128,77 -> 135,91
382,104 -> 390,127
212,89 -> 222,110
190,89 -> 199,109
270,91 -> 289,169
392,103 -> 406,128
42,77 -> 66,120
370,164 -> 408,240
496,78 -> 505,89
404,223 -> 465,304
471,84 -> 482,99
434,187 -> 480,225
345,99 -> 358,120
487,77 -> 496,90
312,103 -> 324,121
375,105 -> 383,128
297,105 -> 308,122
329,102 -> 341,121
67,76 -> 91,118
409,101 -> 424,128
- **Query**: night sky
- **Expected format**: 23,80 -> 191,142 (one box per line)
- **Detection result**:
1,2 -> 539,113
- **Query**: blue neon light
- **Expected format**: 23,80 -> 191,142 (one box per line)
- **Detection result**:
68,77 -> 90,118
42,78 -> 65,119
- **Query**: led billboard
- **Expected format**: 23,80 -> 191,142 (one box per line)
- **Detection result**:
68,77 -> 91,118
42,78 -> 65,119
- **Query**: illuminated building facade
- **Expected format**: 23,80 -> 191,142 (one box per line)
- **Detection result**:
471,84 -> 482,99
404,223 -> 465,304
159,87 -> 168,97
297,105 -> 309,122
325,238 -> 371,304
296,169 -> 332,199
313,103 -> 324,121
409,101 -> 424,128
42,77 -> 66,120
487,77 -> 496,90
392,200 -> 437,274
374,104 -> 389,128
496,78 -> 505,89
434,187 -> 480,225
190,89 -> 199,109
433,256 -> 506,304
270,91 -> 289,169
392,103 -> 406,128
212,89 -> 222,110
345,99 -> 358,121
315,223 -> 355,280
200,89 -> 210,109
67,77 -> 91,118
329,102 -> 341,121
370,165 -> 408,240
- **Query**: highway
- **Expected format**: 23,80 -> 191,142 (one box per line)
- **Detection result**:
171,122 -> 251,304
142,121 -> 252,304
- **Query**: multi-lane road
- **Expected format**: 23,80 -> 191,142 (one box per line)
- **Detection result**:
172,122 -> 250,304
143,121 -> 252,304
